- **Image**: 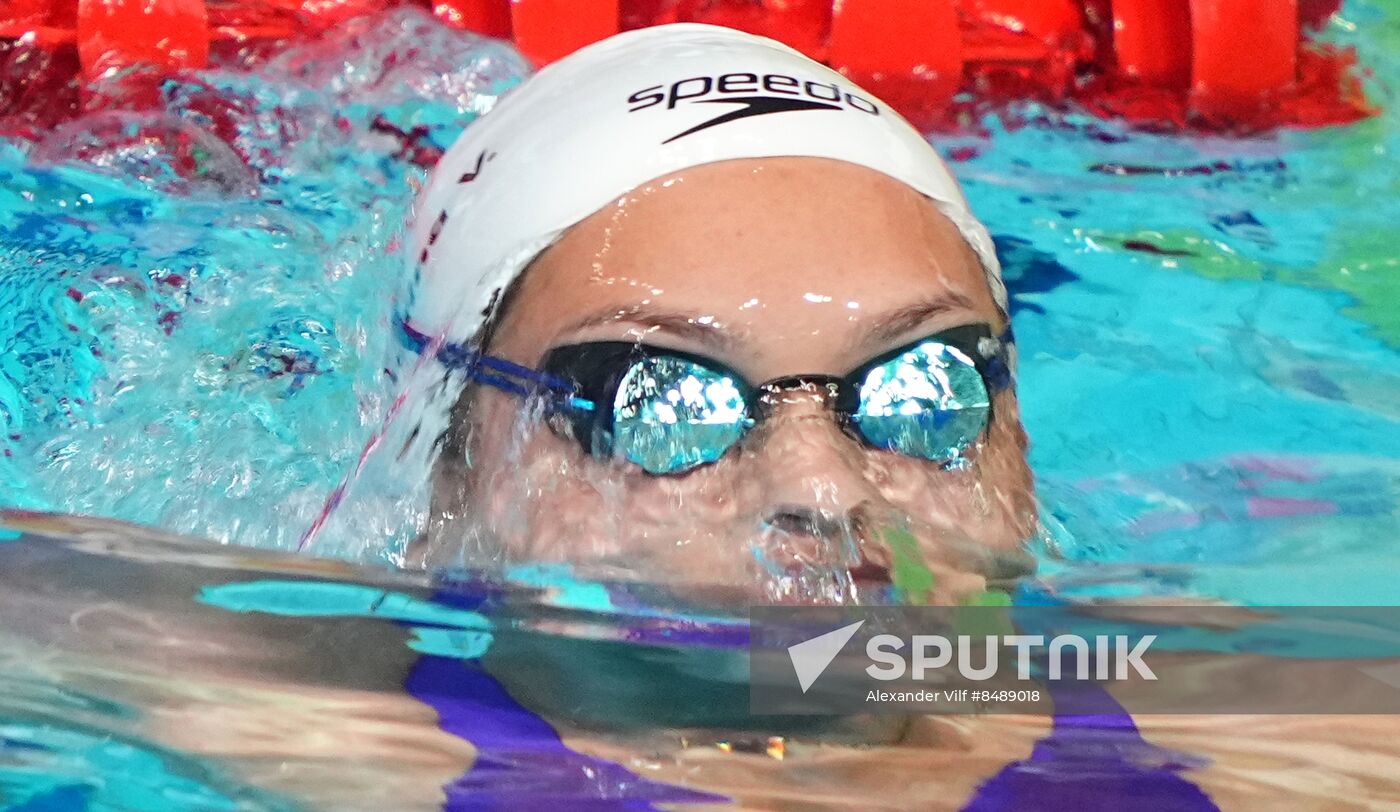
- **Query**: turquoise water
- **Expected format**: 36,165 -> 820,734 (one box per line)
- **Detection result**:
0,10 -> 526,558
2,7 -> 1399,597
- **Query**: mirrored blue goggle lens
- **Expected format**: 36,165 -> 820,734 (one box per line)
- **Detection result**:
611,356 -> 751,475
852,340 -> 991,463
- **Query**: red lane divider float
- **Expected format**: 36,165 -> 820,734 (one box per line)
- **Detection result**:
513,0 -> 618,66
1113,0 -> 1192,87
1190,0 -> 1299,121
432,0 -> 511,37
826,0 -> 963,127
0,0 -> 1376,133
77,0 -> 209,79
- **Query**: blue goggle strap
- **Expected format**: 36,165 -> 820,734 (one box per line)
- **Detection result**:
397,316 -> 591,409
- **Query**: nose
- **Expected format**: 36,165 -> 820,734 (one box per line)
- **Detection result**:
748,394 -> 878,516
743,390 -> 893,594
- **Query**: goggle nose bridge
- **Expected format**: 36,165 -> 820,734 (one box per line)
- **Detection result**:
754,374 -> 847,418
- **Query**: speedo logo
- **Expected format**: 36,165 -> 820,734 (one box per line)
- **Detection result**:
628,72 -> 880,144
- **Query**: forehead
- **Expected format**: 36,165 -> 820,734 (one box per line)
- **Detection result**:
494,157 -> 999,372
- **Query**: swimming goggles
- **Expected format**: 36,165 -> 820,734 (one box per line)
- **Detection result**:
409,322 -> 1013,476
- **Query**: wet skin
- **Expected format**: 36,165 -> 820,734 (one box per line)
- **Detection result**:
427,157 -> 1036,604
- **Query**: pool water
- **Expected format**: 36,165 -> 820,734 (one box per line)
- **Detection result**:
1,2 -> 1400,809
6,512 -> 1400,811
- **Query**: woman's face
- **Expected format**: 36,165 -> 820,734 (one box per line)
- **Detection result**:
430,157 -> 1036,604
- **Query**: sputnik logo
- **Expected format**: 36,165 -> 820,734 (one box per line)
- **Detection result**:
787,620 -> 865,693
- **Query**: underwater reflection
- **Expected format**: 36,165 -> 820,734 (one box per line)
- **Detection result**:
7,514 -> 1400,811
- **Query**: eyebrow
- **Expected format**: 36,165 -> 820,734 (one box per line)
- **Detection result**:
860,293 -> 982,346
556,307 -> 739,352
554,293 -> 981,357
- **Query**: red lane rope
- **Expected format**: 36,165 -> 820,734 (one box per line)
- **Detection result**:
0,0 -> 1377,132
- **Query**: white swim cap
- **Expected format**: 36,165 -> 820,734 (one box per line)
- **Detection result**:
406,22 -> 1006,345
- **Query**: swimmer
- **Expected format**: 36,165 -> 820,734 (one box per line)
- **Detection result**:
402,24 -> 1036,604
